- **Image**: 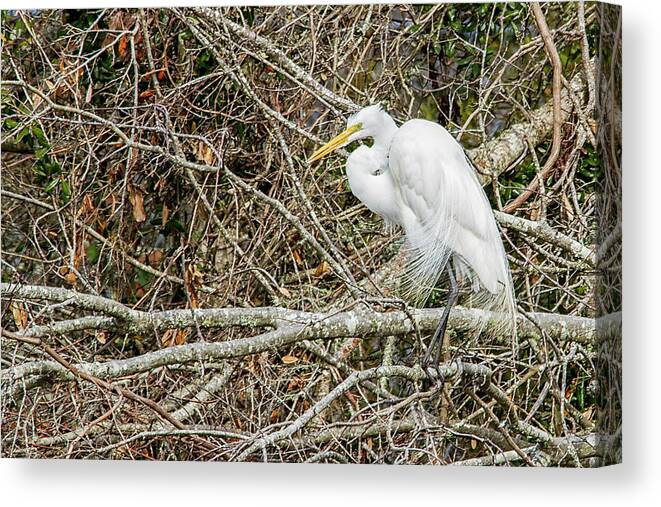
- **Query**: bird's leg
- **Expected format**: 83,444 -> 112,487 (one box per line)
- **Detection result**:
423,262 -> 459,369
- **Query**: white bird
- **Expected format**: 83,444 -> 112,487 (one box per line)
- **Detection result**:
309,104 -> 516,364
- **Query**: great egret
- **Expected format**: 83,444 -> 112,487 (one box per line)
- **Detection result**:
309,105 -> 516,364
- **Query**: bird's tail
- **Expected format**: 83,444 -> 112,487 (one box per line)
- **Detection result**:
400,227 -> 518,349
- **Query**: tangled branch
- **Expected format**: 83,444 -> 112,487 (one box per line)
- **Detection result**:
1,4 -> 620,465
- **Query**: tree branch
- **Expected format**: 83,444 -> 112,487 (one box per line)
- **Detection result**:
503,3 -> 564,212
2,283 -> 618,392
192,8 -> 359,113
495,211 -> 595,265
233,362 -> 490,461
1,328 -> 186,431
468,62 -> 587,183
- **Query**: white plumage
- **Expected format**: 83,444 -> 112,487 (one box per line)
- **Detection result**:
309,104 -> 516,354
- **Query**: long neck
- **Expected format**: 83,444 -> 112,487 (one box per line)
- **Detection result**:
373,113 -> 398,151
346,147 -> 400,225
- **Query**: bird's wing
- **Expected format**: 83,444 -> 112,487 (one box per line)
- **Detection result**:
388,119 -> 506,296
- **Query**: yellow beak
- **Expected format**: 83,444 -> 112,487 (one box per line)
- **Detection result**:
308,124 -> 362,163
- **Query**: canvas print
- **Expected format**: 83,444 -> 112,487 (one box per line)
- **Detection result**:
1,2 -> 621,466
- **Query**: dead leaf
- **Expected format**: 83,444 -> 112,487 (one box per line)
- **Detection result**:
161,329 -> 175,347
128,184 -> 146,223
139,89 -> 154,101
292,249 -> 302,265
587,118 -> 597,135
161,328 -> 189,348
78,193 -> 95,217
105,192 -> 118,215
188,264 -> 204,285
65,271 -> 77,285
565,379 -> 577,401
196,141 -> 215,165
287,377 -> 302,391
96,218 -> 108,232
148,250 -> 163,265
278,286 -> 291,298
184,264 -> 204,309
470,439 -> 478,450
134,281 -> 145,298
73,240 -> 85,270
161,203 -> 169,225
85,82 -> 93,103
314,260 -> 330,278
10,302 -> 28,330
282,354 -> 299,364
175,329 -> 188,345
118,34 -> 128,59
96,330 -> 108,344
108,164 -> 122,182
529,204 -> 540,222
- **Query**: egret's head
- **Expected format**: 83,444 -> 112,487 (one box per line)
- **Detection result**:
308,104 -> 386,163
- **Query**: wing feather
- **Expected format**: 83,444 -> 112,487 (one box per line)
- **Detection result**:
388,119 -> 511,301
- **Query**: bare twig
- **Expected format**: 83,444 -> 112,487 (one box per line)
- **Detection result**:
1,328 -> 186,430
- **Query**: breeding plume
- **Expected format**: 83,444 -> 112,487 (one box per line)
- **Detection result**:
309,105 -> 516,364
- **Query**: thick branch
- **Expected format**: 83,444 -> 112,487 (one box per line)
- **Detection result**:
2,285 -> 617,389
468,63 -> 586,182
495,211 -> 595,265
452,432 -> 601,466
2,282 -> 600,345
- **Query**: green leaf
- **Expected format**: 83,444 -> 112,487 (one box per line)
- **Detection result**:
31,126 -> 48,147
44,177 -> 59,193
60,179 -> 71,201
86,241 -> 100,263
15,127 -> 30,143
35,146 -> 49,159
